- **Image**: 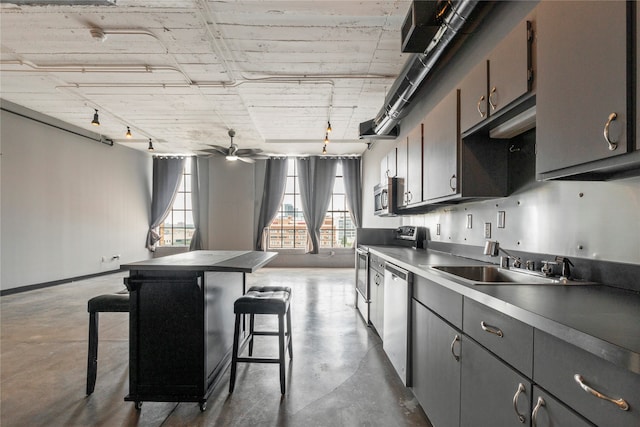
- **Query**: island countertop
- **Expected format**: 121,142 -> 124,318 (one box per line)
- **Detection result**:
121,250 -> 278,273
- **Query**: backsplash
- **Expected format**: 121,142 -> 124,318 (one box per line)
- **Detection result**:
403,177 -> 640,266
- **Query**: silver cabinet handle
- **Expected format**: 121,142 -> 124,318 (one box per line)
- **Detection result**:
489,86 -> 498,110
603,112 -> 619,151
531,396 -> 545,427
573,374 -> 629,411
480,321 -> 504,337
477,95 -> 487,118
450,334 -> 460,361
449,174 -> 456,192
512,383 -> 526,423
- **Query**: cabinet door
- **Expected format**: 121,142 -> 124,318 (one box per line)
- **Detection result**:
412,300 -> 461,427
369,270 -> 384,337
460,60 -> 488,134
536,1 -> 628,175
380,148 -> 397,184
423,90 -> 459,201
488,19 -> 532,115
532,386 -> 595,427
406,123 -> 423,205
396,137 -> 408,207
460,337 -> 532,427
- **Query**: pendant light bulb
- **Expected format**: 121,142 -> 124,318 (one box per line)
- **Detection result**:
148,138 -> 154,151
324,133 -> 329,144
326,121 -> 332,133
91,109 -> 100,126
125,126 -> 132,138
322,144 -> 327,155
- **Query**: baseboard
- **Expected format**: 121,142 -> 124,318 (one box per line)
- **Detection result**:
1,269 -> 124,296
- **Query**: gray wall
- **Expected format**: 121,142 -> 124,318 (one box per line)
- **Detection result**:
1,102 -> 151,291
361,1 -> 640,266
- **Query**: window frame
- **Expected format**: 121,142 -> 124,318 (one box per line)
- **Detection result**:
158,159 -> 194,247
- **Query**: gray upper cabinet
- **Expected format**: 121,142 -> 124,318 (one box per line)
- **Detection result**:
380,147 -> 397,184
460,60 -> 488,134
423,91 -> 459,201
536,1 -> 628,178
487,19 -> 533,117
396,124 -> 423,208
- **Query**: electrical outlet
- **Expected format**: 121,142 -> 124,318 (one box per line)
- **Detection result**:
484,222 -> 491,238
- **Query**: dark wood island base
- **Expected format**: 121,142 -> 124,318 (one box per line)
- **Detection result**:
121,251 -> 277,411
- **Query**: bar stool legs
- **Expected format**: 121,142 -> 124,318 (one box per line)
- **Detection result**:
229,286 -> 292,395
86,311 -> 99,395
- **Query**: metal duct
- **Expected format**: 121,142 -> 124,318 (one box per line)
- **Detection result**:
362,0 -> 482,138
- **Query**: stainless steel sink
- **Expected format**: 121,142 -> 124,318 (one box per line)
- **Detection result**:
430,265 -> 594,285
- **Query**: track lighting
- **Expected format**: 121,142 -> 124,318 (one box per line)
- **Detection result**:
148,138 -> 154,151
326,121 -> 332,134
125,126 -> 132,138
91,109 -> 100,126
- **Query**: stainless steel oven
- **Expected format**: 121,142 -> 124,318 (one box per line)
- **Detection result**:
355,247 -> 369,322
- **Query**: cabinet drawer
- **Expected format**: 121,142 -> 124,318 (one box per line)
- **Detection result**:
532,385 -> 595,427
463,298 -> 532,377
534,330 -> 640,427
414,275 -> 463,329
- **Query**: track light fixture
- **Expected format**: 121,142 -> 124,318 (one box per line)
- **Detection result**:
125,126 -> 132,138
91,109 -> 100,126
148,138 -> 154,151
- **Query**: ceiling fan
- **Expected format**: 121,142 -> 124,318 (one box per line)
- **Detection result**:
201,129 -> 266,163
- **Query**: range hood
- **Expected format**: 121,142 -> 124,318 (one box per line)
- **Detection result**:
360,0 -> 491,139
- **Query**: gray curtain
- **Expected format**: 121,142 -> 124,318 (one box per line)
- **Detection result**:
342,157 -> 362,229
145,157 -> 186,251
297,156 -> 338,254
255,158 -> 288,251
189,156 -> 203,251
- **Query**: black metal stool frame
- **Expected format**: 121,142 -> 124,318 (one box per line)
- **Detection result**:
229,293 -> 292,394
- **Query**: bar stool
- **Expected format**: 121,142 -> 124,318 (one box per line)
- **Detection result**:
229,286 -> 292,394
86,293 -> 130,395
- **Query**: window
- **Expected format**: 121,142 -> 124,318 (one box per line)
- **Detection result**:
158,160 -> 194,247
268,159 -> 356,249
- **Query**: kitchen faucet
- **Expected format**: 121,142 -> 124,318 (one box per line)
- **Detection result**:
483,240 -> 523,268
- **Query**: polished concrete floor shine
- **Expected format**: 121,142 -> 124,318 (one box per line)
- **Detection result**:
1,268 -> 431,427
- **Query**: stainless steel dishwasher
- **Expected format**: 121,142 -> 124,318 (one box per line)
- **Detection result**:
383,262 -> 412,386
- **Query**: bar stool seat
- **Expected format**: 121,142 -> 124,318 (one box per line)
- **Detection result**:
229,286 -> 292,394
86,293 -> 129,395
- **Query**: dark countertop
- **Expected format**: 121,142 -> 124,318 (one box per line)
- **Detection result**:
121,250 -> 278,273
365,245 -> 640,375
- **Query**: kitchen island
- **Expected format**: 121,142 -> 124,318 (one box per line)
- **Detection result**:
121,250 -> 277,411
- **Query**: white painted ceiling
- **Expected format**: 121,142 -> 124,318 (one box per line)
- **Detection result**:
0,0 -> 413,156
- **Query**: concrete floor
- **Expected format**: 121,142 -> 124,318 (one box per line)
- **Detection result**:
1,268 -> 432,427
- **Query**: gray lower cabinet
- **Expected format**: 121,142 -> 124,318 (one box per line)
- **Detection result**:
534,330 -> 640,427
368,257 -> 384,337
531,386 -> 595,427
460,337 -> 532,427
411,299 -> 461,427
536,0 -> 629,178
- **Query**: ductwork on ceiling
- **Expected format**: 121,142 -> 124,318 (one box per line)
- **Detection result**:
360,0 -> 490,139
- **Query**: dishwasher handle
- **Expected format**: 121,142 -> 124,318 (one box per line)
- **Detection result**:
385,263 -> 409,281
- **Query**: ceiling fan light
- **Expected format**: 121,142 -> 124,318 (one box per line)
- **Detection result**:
226,155 -> 238,161
125,126 -> 132,138
91,109 -> 100,126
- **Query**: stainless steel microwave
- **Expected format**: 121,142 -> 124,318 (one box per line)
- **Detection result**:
374,178 -> 399,216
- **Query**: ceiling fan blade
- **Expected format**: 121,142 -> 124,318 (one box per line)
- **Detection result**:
235,148 -> 263,156
201,147 -> 227,155
237,156 -> 255,164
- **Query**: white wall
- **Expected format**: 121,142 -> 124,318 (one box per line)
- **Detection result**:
1,103 -> 151,291
361,1 -> 640,265
208,157 -> 257,250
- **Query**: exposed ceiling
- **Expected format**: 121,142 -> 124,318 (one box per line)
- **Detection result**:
0,0 -> 414,156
